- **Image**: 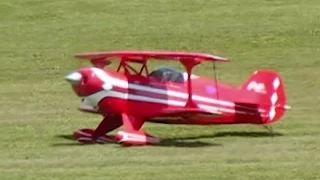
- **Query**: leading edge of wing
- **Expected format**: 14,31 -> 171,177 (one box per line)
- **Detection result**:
74,50 -> 229,63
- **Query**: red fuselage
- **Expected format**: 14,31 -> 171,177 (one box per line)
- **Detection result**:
68,67 -> 282,125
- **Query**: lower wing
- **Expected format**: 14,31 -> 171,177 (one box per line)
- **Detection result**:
147,107 -> 223,121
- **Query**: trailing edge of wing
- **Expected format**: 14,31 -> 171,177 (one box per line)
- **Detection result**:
148,107 -> 222,121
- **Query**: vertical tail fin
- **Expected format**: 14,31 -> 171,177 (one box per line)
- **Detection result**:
241,70 -> 290,123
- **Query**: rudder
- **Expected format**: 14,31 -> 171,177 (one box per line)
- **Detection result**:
241,69 -> 290,123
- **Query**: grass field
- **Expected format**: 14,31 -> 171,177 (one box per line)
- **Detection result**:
1,0 -> 320,179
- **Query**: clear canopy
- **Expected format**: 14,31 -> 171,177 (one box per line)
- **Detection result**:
149,67 -> 185,83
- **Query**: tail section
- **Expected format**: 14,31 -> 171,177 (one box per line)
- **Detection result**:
241,70 -> 290,123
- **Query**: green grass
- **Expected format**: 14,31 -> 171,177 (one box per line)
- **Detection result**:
1,0 -> 320,179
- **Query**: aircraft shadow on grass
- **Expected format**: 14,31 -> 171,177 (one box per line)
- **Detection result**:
179,131 -> 283,140
52,134 -> 220,148
52,131 -> 283,148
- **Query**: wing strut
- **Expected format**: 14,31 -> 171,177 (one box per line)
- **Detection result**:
180,58 -> 201,108
212,62 -> 220,108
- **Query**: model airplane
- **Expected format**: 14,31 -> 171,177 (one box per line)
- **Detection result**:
64,50 -> 290,146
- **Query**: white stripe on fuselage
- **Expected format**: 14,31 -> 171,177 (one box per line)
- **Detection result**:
85,90 -> 250,115
91,68 -> 234,106
88,68 -> 264,115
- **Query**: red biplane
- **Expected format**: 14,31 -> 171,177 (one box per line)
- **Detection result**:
65,50 -> 290,146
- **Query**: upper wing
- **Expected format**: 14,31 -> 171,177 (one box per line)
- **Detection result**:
75,50 -> 229,64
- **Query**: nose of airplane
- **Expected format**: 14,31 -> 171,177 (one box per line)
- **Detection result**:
65,72 -> 82,85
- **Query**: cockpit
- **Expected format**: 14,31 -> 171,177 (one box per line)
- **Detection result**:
149,67 -> 185,83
